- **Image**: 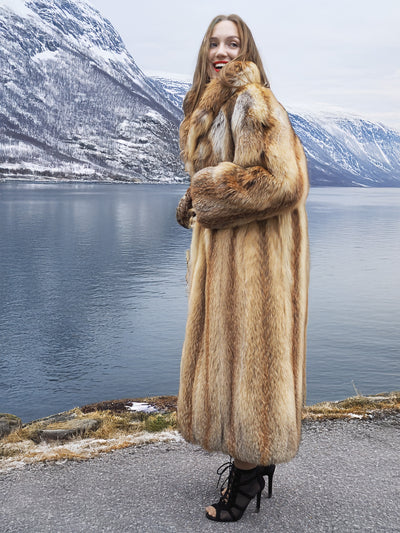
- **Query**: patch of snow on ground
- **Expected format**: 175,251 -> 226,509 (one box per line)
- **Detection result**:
31,50 -> 60,62
126,402 -> 158,413
89,47 -> 130,65
145,109 -> 163,121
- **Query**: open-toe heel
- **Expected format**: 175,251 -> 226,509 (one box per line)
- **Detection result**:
206,463 -> 265,522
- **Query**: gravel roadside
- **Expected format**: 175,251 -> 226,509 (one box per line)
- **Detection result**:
1,414 -> 399,533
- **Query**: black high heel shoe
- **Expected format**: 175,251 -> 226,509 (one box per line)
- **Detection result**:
219,461 -> 276,499
258,464 -> 276,498
206,464 -> 265,522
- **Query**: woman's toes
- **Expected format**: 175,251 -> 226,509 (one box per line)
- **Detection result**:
206,505 -> 216,518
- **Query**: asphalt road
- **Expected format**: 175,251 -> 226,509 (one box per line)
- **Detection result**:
1,415 -> 399,533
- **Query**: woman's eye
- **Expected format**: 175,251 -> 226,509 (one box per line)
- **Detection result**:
230,42 -> 239,48
209,42 -> 217,48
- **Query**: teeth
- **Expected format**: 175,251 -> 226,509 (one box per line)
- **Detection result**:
214,63 -> 226,69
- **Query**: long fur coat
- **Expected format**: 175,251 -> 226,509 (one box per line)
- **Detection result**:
176,61 -> 309,465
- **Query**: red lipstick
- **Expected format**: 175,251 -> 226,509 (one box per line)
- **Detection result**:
213,61 -> 228,73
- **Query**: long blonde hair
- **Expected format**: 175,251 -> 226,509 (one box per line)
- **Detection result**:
183,14 -> 269,116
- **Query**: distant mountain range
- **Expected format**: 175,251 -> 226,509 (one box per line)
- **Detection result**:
1,0 -> 399,186
289,112 -> 400,186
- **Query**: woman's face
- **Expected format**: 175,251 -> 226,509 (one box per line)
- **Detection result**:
207,20 -> 241,79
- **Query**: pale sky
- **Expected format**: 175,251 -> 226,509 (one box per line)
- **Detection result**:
88,0 -> 400,130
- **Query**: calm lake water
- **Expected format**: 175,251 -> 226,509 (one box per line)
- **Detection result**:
0,182 -> 399,422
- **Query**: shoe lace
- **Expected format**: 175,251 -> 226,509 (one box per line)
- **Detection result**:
216,457 -> 234,494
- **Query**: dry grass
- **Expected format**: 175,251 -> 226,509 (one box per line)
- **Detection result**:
303,391 -> 400,420
1,407 -> 177,446
0,430 -> 183,471
1,392 -> 399,471
0,405 -> 179,470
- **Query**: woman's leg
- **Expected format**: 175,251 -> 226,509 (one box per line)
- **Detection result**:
233,459 -> 257,470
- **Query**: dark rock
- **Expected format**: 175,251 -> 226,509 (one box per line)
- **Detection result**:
0,413 -> 22,439
38,419 -> 100,442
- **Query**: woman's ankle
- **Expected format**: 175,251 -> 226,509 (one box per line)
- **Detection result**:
233,459 -> 257,470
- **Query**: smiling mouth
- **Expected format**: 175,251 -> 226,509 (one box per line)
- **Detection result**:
213,61 -> 228,72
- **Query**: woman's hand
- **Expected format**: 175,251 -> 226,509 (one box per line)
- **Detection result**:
176,188 -> 196,229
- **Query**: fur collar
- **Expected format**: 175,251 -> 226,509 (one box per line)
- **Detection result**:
218,60 -> 261,88
196,61 -> 261,115
181,61 -> 262,174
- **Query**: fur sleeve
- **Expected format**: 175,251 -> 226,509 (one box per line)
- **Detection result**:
190,86 -> 309,230
176,187 -> 194,229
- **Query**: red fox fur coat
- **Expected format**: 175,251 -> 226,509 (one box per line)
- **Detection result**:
176,61 -> 309,465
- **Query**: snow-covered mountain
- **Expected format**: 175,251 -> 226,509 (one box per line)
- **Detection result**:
289,112 -> 400,186
0,0 -> 399,186
0,0 -> 184,181
149,76 -> 191,112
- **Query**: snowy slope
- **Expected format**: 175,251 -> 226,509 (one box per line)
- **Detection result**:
150,76 -> 191,112
289,112 -> 400,186
0,0 -> 184,181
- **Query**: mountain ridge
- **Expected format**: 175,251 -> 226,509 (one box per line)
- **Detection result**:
0,0 -> 399,186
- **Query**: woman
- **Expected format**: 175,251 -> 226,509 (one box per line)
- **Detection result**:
176,14 -> 309,522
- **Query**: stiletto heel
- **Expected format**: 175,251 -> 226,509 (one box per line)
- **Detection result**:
258,464 -> 275,498
256,489 -> 262,512
206,463 -> 265,522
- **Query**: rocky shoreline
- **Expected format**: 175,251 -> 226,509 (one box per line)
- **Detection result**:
1,392 -> 399,473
